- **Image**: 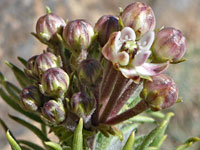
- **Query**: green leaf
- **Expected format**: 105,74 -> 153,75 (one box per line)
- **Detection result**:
9,115 -> 49,141
156,135 -> 167,148
73,118 -> 83,150
176,137 -> 200,150
146,110 -> 165,119
19,140 -> 44,150
123,131 -> 135,150
129,115 -> 155,123
139,112 -> 174,150
134,135 -> 146,150
0,88 -> 43,123
17,57 -> 28,67
45,141 -> 63,150
6,130 -> 22,150
5,61 -> 33,88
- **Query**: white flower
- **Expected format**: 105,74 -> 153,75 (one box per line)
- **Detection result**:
102,27 -> 169,81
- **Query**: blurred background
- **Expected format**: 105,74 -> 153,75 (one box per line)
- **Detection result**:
0,0 -> 200,149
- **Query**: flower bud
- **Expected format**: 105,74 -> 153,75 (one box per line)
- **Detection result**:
95,15 -> 119,46
121,2 -> 156,39
63,19 -> 94,54
70,92 -> 96,122
40,68 -> 70,98
34,51 -> 62,77
36,13 -> 66,41
42,100 -> 66,124
25,55 -> 38,79
152,27 -> 186,63
140,74 -> 178,111
78,59 -> 103,87
20,86 -> 42,112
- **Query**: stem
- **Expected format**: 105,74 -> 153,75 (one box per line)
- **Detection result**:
109,80 -> 142,118
104,100 -> 149,125
99,61 -> 112,102
99,73 -> 128,122
91,86 -> 100,126
99,65 -> 118,104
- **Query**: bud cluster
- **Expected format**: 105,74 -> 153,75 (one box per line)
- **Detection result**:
17,2 -> 186,134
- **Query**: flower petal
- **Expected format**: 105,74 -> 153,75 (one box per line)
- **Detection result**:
102,32 -> 121,62
135,62 -> 169,76
117,51 -> 130,66
133,50 -> 151,66
120,27 -> 136,41
138,31 -> 155,50
119,66 -> 137,78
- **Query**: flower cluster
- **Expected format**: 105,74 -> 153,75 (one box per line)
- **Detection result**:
16,2 -> 186,134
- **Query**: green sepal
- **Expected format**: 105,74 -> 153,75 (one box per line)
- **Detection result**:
0,88 -> 43,123
6,130 -> 22,150
122,131 -> 135,150
46,6 -> 52,14
73,118 -> 83,150
138,112 -> 174,150
45,141 -> 63,150
146,110 -> 165,119
9,114 -> 49,141
19,140 -> 44,150
17,57 -> 28,67
5,61 -> 33,88
170,57 -> 186,64
176,137 -> 200,150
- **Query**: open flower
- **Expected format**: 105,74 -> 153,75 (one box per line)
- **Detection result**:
102,27 -> 169,81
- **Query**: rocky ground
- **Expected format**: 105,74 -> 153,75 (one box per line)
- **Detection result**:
0,0 -> 200,149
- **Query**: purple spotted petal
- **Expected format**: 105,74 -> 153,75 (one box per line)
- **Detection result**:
133,50 -> 151,66
138,31 -> 155,50
120,27 -> 136,41
135,62 -> 169,76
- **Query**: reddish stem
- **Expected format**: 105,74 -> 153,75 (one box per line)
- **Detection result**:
99,73 -> 128,122
109,80 -> 142,118
99,66 -> 118,105
104,100 -> 149,125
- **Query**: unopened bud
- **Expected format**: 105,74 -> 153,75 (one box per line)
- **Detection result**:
42,100 -> 66,124
152,27 -> 186,63
25,55 -> 38,79
78,59 -> 103,87
40,68 -> 70,98
70,92 -> 96,122
34,51 -> 62,77
141,74 -> 178,111
95,15 -> 119,46
20,86 -> 42,111
63,19 -> 94,54
121,2 -> 156,39
36,13 -> 66,41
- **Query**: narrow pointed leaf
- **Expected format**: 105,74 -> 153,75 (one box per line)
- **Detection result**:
17,57 -> 28,67
45,141 -> 63,150
9,115 -> 49,141
129,115 -> 155,123
20,146 -> 33,150
146,110 -> 165,119
176,137 -> 200,150
134,135 -> 146,150
5,61 -> 33,88
157,135 -> 167,148
123,131 -> 135,150
139,112 -> 174,150
73,118 -> 83,150
19,140 -> 44,150
6,130 -> 22,150
0,88 -> 43,123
